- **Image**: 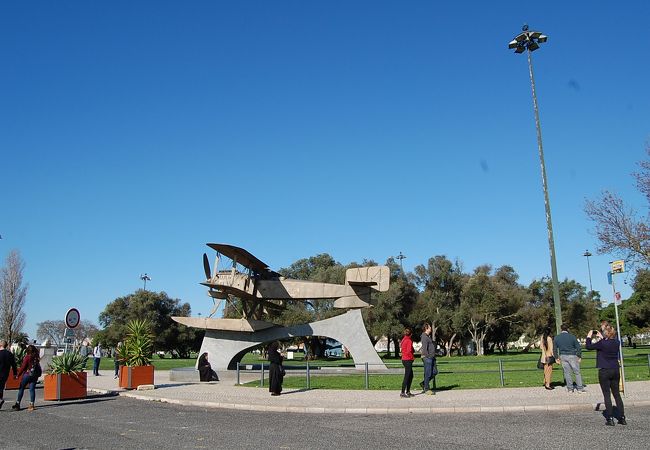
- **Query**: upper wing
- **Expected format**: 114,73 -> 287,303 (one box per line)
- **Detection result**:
206,243 -> 281,278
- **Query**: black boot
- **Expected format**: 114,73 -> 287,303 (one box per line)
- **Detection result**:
11,403 -> 19,411
618,416 -> 627,425
605,418 -> 615,426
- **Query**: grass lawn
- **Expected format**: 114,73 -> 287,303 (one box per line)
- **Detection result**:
98,355 -> 197,371
242,347 -> 650,391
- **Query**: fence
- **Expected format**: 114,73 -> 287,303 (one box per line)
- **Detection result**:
237,353 -> 650,389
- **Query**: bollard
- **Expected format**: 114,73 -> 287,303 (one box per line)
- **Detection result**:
260,364 -> 265,387
499,359 -> 505,387
364,362 -> 369,390
306,360 -> 311,390
236,362 -> 240,385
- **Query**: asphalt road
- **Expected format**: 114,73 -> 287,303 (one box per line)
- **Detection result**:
1,389 -> 647,449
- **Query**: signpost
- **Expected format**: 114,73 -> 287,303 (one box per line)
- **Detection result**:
64,308 -> 81,354
609,261 -> 626,394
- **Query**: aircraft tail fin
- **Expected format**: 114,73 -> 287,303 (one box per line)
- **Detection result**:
345,266 -> 389,292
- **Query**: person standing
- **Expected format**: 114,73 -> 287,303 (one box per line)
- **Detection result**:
539,327 -> 555,390
586,326 -> 626,426
268,341 -> 284,396
112,342 -> 122,379
420,323 -> 436,395
0,340 -> 18,409
400,328 -> 415,398
92,342 -> 102,376
12,344 -> 41,411
554,324 -> 585,393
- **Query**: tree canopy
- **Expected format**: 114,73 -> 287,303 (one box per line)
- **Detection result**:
97,290 -> 202,358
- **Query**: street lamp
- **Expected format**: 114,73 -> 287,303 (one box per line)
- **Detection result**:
509,25 -> 563,334
583,250 -> 593,293
140,273 -> 151,291
396,252 -> 406,276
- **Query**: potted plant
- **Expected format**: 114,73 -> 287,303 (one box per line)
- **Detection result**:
5,346 -> 26,390
118,319 -> 155,389
44,352 -> 87,401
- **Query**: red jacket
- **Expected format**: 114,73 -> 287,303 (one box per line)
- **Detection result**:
400,335 -> 414,361
17,354 -> 37,377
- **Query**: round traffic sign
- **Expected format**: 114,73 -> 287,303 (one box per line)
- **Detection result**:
65,308 -> 81,329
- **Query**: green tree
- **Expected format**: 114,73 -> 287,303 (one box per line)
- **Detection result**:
625,269 -> 650,332
98,290 -> 201,358
410,255 -> 466,355
460,265 -> 520,356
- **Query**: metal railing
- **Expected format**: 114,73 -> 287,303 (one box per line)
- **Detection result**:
237,354 -> 650,390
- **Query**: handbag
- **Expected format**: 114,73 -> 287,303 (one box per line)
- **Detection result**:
537,360 -> 544,370
547,356 -> 556,365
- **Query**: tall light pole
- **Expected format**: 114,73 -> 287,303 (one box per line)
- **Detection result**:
509,25 -> 562,334
583,250 -> 593,293
396,252 -> 406,276
140,273 -> 151,291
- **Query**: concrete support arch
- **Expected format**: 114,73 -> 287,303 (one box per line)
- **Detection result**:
198,309 -> 386,371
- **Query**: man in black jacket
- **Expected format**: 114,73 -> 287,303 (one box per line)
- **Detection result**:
0,340 -> 18,409
420,323 -> 436,395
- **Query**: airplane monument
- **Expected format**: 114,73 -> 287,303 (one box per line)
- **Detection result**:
172,244 -> 390,371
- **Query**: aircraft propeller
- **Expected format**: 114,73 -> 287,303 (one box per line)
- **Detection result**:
203,253 -> 211,280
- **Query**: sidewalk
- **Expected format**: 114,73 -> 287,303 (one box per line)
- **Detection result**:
86,369 -> 650,415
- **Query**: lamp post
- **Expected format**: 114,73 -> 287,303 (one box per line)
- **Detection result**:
396,252 -> 406,276
583,250 -> 593,293
140,273 -> 151,291
509,25 -> 563,334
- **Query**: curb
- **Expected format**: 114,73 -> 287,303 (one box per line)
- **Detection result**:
89,388 -> 650,415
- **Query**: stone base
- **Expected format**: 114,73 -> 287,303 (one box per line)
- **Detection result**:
197,309 -> 386,371
169,367 -> 201,382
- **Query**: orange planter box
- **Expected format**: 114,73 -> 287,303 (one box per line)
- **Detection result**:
43,372 -> 87,401
4,368 -> 21,390
119,365 -> 154,389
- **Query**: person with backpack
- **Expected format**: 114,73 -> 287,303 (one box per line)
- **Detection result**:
12,344 -> 41,411
0,340 -> 18,409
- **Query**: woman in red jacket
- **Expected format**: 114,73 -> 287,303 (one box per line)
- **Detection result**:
12,344 -> 41,411
400,327 -> 415,398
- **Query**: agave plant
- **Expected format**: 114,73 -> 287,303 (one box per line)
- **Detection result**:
13,346 -> 27,365
48,352 -> 87,374
122,319 -> 154,366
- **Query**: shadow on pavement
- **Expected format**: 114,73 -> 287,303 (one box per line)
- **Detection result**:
39,394 -> 119,410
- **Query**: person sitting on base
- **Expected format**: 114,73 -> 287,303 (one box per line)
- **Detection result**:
197,352 -> 219,382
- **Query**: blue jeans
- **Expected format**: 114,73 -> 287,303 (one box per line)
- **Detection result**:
422,357 -> 434,391
93,357 -> 101,375
16,374 -> 36,405
560,354 -> 584,391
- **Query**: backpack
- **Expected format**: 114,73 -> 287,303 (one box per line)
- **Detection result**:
29,360 -> 42,379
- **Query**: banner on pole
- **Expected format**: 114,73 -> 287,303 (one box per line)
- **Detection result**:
607,271 -> 612,285
615,291 -> 622,305
611,260 -> 625,274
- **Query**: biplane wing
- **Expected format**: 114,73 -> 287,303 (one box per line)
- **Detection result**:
207,243 -> 281,278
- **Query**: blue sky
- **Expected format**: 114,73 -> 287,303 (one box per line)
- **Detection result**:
1,2 -> 648,340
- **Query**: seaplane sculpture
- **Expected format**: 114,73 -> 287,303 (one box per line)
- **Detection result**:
172,243 -> 390,332
171,244 -> 391,371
